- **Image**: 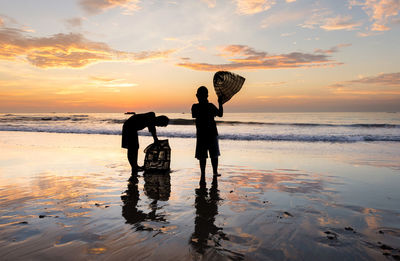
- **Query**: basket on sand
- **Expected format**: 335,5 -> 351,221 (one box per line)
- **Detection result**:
143,140 -> 171,172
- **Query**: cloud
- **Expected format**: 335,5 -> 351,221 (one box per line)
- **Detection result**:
261,9 -> 308,28
357,30 -> 382,36
177,44 -> 342,71
347,72 -> 400,86
349,0 -> 400,31
300,8 -> 332,29
328,83 -> 346,88
0,28 -> 175,68
89,76 -> 138,88
55,90 -> 86,95
131,49 -> 175,60
319,15 -> 362,30
235,0 -> 276,15
281,32 -> 296,37
257,81 -> 287,87
89,76 -> 138,87
329,72 -> 400,95
314,43 -> 351,54
90,76 -> 117,82
301,8 -> 361,31
0,15 -> 35,33
65,17 -> 83,28
202,0 -> 217,8
0,14 -> 20,27
79,0 -> 141,15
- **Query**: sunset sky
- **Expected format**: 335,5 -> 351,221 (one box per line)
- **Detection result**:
1,0 -> 399,112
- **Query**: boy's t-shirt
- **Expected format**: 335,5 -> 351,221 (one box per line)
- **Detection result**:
122,112 -> 156,149
191,103 -> 219,139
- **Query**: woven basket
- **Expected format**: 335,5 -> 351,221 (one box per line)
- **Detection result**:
143,139 -> 171,172
213,71 -> 245,104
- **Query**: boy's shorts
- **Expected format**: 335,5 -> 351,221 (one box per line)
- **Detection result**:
195,136 -> 220,159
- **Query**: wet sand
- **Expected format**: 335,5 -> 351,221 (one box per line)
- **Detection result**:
0,131 -> 400,260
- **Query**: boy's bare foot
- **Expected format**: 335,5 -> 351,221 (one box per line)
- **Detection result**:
131,165 -> 145,172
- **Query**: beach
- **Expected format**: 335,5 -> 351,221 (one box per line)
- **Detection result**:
2,0 -> 400,259
1,113 -> 400,260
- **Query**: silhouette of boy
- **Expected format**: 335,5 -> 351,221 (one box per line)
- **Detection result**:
122,112 -> 169,172
191,86 -> 223,176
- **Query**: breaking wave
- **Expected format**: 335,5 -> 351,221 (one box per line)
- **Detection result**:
0,125 -> 399,142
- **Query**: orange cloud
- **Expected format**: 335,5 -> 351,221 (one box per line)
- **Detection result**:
0,17 -> 3,27
357,31 -> 382,37
202,0 -> 216,8
328,72 -> 400,95
0,28 -> 175,68
320,15 -> 362,31
314,43 -> 352,54
349,0 -> 400,31
131,49 -> 175,61
301,9 -> 362,31
79,0 -> 141,15
235,0 -> 276,15
90,76 -> 118,82
331,72 -> 400,87
349,72 -> 400,86
256,95 -> 313,100
178,44 -> 342,71
90,76 -> 138,87
254,81 -> 287,87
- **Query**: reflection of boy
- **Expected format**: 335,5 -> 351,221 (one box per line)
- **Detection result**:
191,86 -> 223,176
122,112 -> 169,172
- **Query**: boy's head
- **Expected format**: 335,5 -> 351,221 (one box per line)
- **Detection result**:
155,115 -> 169,127
196,86 -> 208,103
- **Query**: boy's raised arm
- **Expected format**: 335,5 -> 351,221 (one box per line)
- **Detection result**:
217,97 -> 223,117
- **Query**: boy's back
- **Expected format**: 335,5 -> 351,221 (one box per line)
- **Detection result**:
191,102 -> 219,139
191,86 -> 223,176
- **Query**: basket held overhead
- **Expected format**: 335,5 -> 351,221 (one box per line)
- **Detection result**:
213,71 -> 245,104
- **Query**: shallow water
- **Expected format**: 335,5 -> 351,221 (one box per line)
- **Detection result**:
0,132 -> 399,260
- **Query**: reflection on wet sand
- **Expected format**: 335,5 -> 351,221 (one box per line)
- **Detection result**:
144,172 -> 171,201
121,172 -> 171,230
0,164 -> 399,260
190,174 -> 244,260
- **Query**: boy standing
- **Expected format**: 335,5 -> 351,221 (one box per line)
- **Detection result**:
191,86 -> 223,176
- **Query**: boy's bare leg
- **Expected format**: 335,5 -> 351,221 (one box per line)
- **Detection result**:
200,172 -> 206,186
127,149 -> 139,172
211,157 -> 220,176
199,159 -> 206,175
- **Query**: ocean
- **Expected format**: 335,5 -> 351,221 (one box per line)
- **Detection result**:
1,112 -> 399,143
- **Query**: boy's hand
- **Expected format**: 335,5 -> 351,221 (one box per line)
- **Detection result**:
218,96 -> 223,105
